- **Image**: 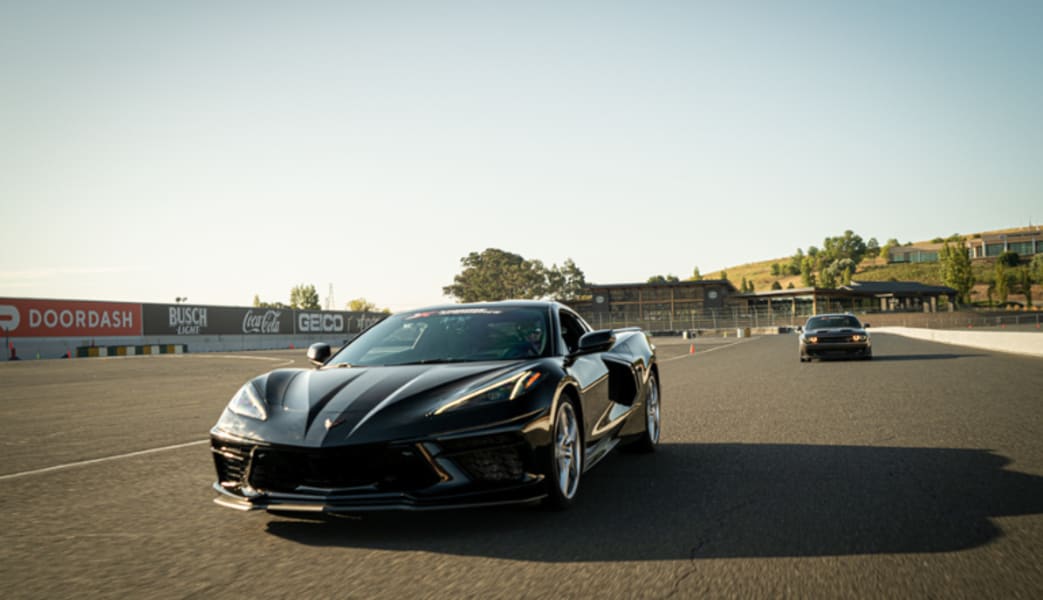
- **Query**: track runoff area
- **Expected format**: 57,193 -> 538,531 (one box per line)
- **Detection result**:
2,333 -> 1042,599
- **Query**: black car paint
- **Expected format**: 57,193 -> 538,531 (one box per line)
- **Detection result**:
210,301 -> 658,512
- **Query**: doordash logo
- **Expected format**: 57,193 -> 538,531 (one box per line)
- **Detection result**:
0,299 -> 142,337
0,305 -> 20,332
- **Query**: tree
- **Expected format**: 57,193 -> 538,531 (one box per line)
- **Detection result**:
880,238 -> 900,263
787,249 -> 804,276
1031,254 -> 1043,284
994,261 -> 1010,304
1015,267 -> 1034,308
865,238 -> 880,259
546,259 -> 587,301
720,270 -> 729,283
938,241 -> 974,304
771,281 -> 782,290
290,284 -> 321,309
821,230 -> 867,266
443,248 -> 548,302
800,256 -> 817,287
997,251 -> 1020,268
691,266 -> 703,281
647,274 -> 680,283
347,298 -> 376,312
252,294 -> 286,309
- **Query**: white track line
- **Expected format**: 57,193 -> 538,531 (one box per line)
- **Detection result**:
661,338 -> 754,362
0,439 -> 208,481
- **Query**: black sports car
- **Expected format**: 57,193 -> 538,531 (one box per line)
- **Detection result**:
798,313 -> 872,362
210,300 -> 660,512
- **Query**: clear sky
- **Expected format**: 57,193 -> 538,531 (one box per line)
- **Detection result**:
2,1 -> 1041,311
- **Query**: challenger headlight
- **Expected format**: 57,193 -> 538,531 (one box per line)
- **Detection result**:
433,370 -> 543,415
851,334 -> 867,342
228,383 -> 268,421
805,336 -> 819,344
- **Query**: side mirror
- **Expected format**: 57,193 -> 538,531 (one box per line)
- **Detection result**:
796,326 -> 804,333
576,329 -> 616,355
307,342 -> 332,366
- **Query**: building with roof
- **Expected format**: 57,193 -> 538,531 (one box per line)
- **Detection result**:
575,279 -> 957,330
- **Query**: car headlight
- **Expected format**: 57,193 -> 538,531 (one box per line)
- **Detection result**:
851,334 -> 867,342
433,370 -> 543,415
228,383 -> 268,421
805,336 -> 819,343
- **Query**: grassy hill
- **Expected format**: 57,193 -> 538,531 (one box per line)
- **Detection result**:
703,225 -> 1036,293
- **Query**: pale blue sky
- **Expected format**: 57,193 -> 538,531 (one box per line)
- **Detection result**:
2,1 -> 1041,310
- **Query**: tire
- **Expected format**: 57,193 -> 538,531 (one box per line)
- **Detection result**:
543,397 -> 583,509
628,373 -> 661,453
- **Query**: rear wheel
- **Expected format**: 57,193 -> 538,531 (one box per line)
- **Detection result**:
629,374 -> 660,453
543,397 -> 582,509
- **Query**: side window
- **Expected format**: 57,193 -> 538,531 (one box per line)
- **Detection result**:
558,310 -> 588,354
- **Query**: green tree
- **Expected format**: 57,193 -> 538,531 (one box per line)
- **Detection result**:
647,274 -> 680,283
290,284 -> 321,309
252,294 -> 286,308
938,241 -> 974,304
997,250 -> 1021,268
691,266 -> 703,281
821,230 -> 867,266
443,248 -> 548,302
880,238 -> 900,263
545,259 -> 588,301
770,263 -> 781,277
347,298 -> 376,312
1031,254 -> 1043,283
994,261 -> 1010,304
787,249 -> 804,276
865,237 -> 880,259
719,270 -> 729,283
1015,267 -> 1034,308
800,256 -> 817,287
771,281 -> 783,290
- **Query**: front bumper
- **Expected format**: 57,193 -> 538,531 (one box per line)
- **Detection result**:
801,339 -> 871,358
210,417 -> 551,512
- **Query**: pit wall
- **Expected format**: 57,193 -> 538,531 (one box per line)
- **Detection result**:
1,297 -> 380,361
873,327 -> 1043,358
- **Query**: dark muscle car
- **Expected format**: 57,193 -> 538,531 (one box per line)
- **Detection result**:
798,313 -> 872,362
210,301 -> 661,513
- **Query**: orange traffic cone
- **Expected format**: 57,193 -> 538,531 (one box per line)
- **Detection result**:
689,344 -> 695,355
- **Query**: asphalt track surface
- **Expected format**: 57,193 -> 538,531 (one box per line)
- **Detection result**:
2,334 -> 1042,599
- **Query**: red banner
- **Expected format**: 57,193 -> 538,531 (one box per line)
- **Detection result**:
0,298 -> 142,338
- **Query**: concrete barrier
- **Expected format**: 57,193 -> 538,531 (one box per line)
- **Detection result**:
875,327 -> 1043,358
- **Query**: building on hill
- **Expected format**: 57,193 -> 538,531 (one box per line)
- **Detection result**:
966,229 -> 1042,260
887,228 -> 1042,264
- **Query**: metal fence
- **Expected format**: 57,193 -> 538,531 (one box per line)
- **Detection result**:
579,307 -> 1043,334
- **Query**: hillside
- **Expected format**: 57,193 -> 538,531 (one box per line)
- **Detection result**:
703,225 -> 1038,296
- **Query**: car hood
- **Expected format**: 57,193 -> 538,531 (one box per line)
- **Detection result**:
213,360 -> 537,446
804,327 -> 867,335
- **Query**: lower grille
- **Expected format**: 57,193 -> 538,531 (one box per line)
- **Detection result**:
211,440 -> 441,493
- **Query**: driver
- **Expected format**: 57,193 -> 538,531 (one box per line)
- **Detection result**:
509,317 -> 545,358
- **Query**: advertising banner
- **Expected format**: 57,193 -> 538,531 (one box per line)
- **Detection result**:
143,304 -> 294,336
0,298 -> 142,337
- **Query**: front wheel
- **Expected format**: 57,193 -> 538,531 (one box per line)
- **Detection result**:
543,397 -> 582,509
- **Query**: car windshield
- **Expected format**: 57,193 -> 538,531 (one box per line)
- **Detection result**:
328,307 -> 552,367
805,315 -> 862,330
